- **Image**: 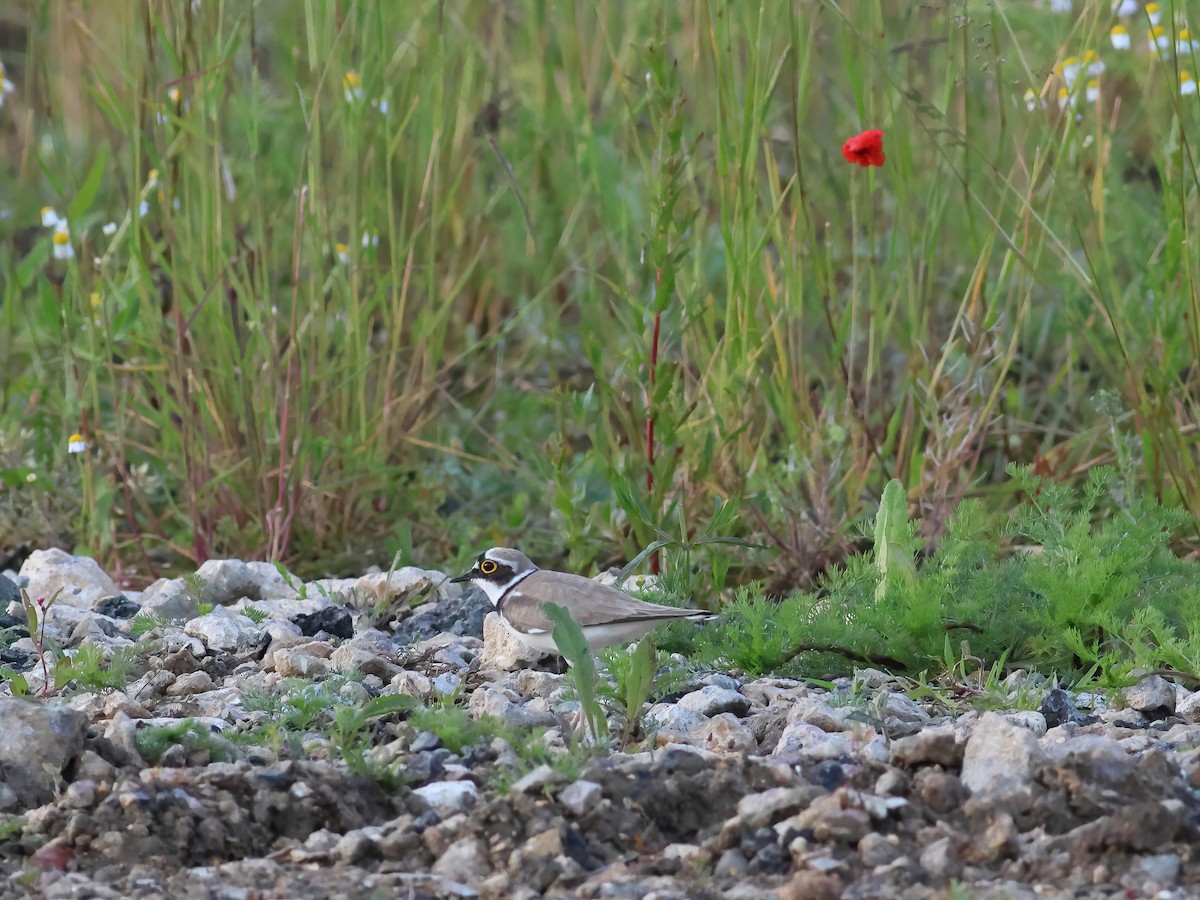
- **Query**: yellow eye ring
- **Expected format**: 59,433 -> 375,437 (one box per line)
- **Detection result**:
479,559 -> 498,575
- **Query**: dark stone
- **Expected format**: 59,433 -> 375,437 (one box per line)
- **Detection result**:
808,760 -> 847,791
94,594 -> 139,619
1041,688 -> 1093,727
0,614 -> 29,635
0,646 -> 33,670
391,587 -> 487,645
750,841 -> 791,874
292,606 -> 354,639
0,574 -> 19,607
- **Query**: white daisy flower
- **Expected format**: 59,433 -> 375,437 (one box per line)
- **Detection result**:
1111,25 -> 1131,50
342,71 -> 364,103
1182,71 -> 1198,95
1059,56 -> 1081,89
1176,30 -> 1200,54
101,222 -> 118,236
67,433 -> 87,454
1086,79 -> 1100,103
1049,0 -> 1072,12
41,206 -> 62,228
1112,0 -> 1138,14
1057,87 -> 1074,109
51,224 -> 73,260
1024,88 -> 1044,111
1147,3 -> 1162,26
335,242 -> 351,265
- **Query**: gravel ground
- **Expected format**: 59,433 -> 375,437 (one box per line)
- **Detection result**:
1,548 -> 1199,899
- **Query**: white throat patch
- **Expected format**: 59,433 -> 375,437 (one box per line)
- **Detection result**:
475,567 -> 535,606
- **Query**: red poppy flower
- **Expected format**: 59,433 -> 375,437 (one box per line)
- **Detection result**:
842,129 -> 885,167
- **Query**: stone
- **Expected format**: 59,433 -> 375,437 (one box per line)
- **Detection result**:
293,606 -> 354,639
676,685 -> 751,717
702,713 -> 759,754
778,870 -> 845,900
273,646 -> 331,678
330,641 -> 399,679
737,786 -> 822,830
184,608 -> 265,653
645,704 -> 708,738
244,561 -> 301,599
94,595 -> 139,619
1131,853 -> 1182,887
138,578 -> 200,621
889,724 -> 963,768
392,671 -> 434,702
510,764 -> 567,795
1122,674 -> 1176,720
714,848 -> 749,878
858,832 -> 900,867
164,670 -> 216,696
0,699 -> 87,809
919,835 -> 963,880
195,558 -> 260,605
433,836 -> 490,882
414,781 -> 479,817
0,573 -> 19,608
913,770 -> 966,815
961,712 -> 1041,809
1177,690 -> 1200,723
479,611 -> 551,670
786,696 -> 852,732
433,672 -> 462,698
771,721 -> 855,762
1003,710 -> 1047,736
962,812 -> 1018,864
881,692 -> 930,726
19,549 -> 120,610
560,780 -> 603,816
1041,687 -> 1089,727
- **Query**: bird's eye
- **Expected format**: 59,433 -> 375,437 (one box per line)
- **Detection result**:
480,559 -> 498,575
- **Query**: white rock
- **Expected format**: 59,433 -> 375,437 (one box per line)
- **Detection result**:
882,692 -> 931,725
1003,710 -> 1048,736
273,647 -> 332,678
329,644 -> 397,679
701,713 -> 758,754
559,780 -> 603,816
432,836 -> 490,881
1176,690 -> 1200,723
961,712 -> 1042,808
677,685 -> 751,718
244,561 -> 302,599
414,781 -> 478,817
392,671 -> 434,701
195,559 -> 259,605
433,673 -> 462,698
645,703 -> 708,737
138,578 -> 200,621
786,696 -> 852,732
184,608 -> 265,652
771,721 -> 855,762
480,611 -> 551,670
19,549 -> 119,610
0,699 -> 88,809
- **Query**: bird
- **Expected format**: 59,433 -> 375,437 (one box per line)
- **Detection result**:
450,547 -> 717,654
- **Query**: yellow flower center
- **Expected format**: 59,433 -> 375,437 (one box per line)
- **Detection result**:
342,71 -> 361,90
53,230 -> 69,246
68,433 -> 83,444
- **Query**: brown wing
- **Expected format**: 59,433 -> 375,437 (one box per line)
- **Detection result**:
500,570 -> 710,634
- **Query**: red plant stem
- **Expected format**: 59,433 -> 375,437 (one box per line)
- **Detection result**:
38,609 -> 50,697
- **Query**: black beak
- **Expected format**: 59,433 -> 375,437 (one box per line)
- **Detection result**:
449,569 -> 475,584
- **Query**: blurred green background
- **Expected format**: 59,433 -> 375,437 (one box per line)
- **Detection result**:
1,0 -> 1197,587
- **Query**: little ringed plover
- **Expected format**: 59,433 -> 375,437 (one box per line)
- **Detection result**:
451,547 -> 716,654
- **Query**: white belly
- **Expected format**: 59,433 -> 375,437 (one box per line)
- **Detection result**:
501,616 -> 664,654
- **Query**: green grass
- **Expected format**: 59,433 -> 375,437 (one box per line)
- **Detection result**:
1,0 -> 1199,597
